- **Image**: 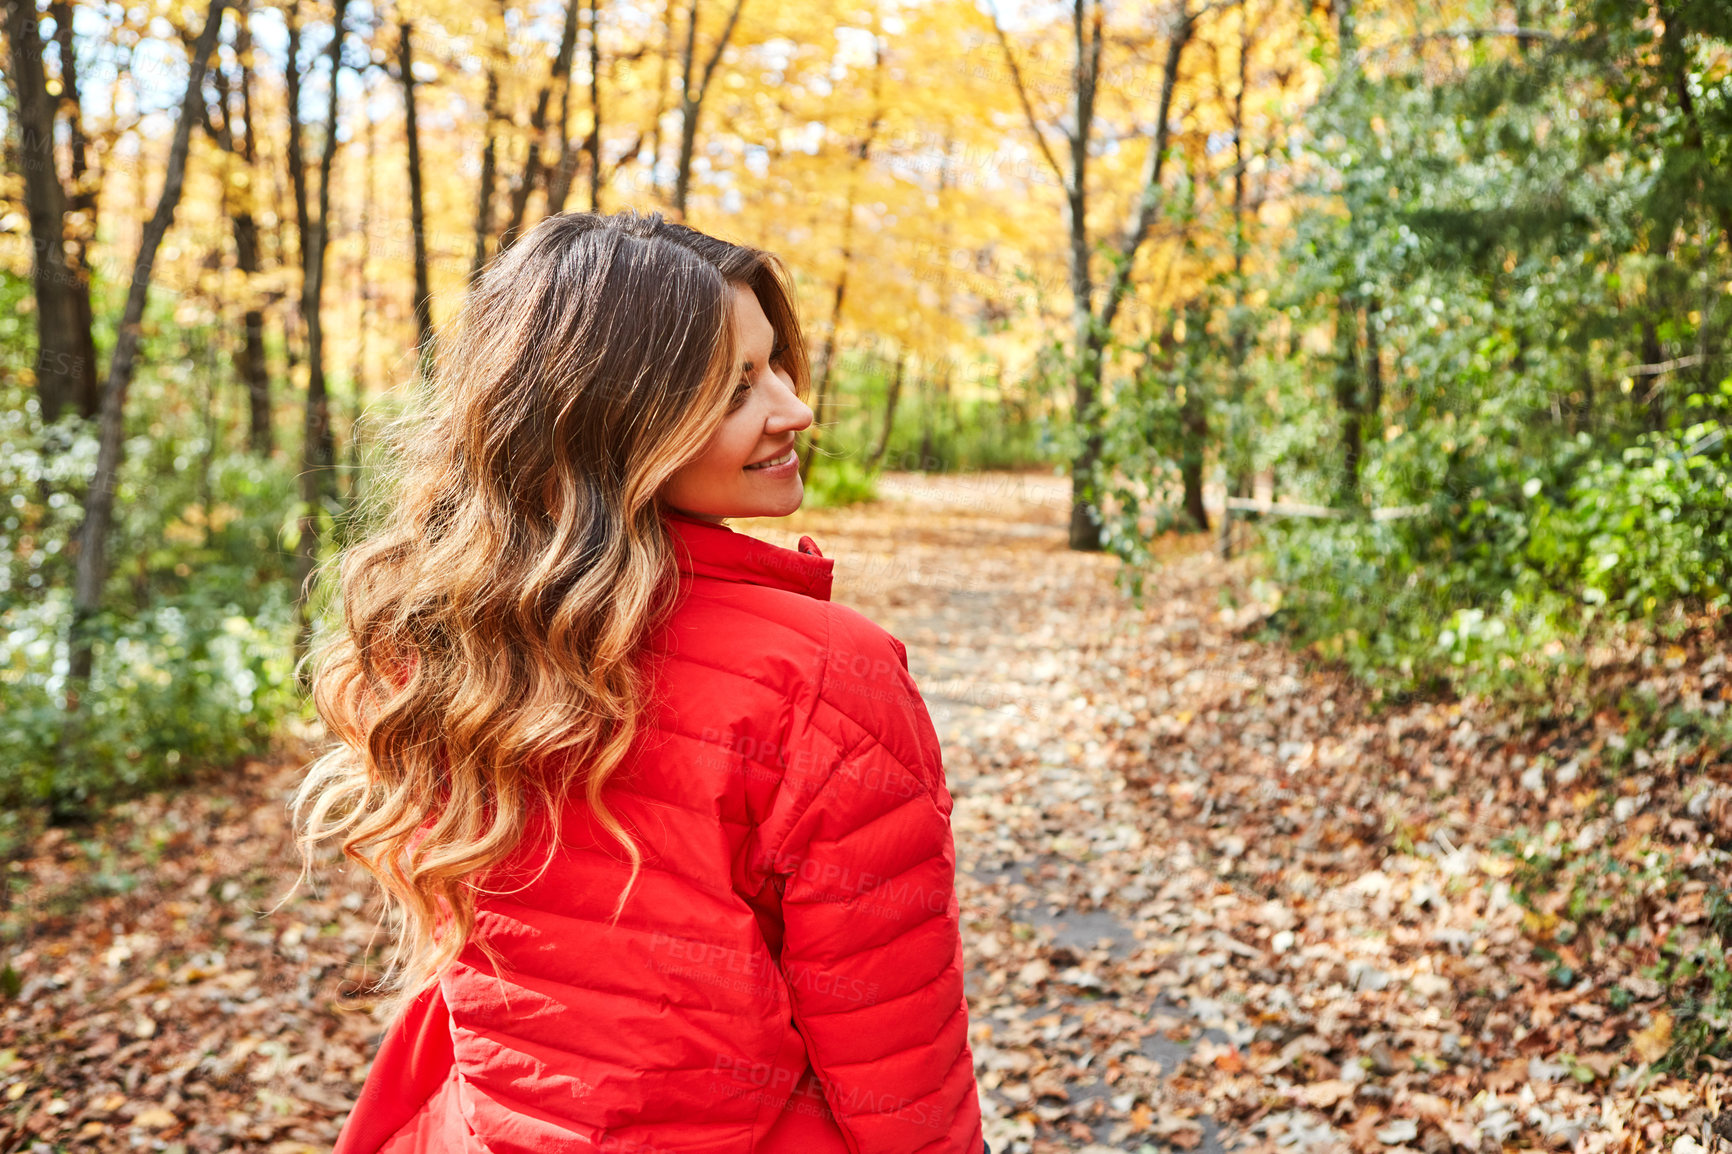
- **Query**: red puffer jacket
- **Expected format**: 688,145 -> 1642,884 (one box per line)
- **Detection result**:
334,510 -> 983,1153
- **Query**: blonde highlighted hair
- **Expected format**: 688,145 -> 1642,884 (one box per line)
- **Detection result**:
293,208 -> 810,1010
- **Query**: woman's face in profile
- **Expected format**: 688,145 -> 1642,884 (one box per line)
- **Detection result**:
660,284 -> 813,522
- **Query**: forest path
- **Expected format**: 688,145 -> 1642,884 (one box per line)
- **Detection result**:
1,472 -> 1681,1153
750,471 -> 1635,1154
750,471 -> 1251,1153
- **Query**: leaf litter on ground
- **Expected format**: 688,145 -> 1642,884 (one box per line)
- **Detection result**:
2,470 -> 1729,1153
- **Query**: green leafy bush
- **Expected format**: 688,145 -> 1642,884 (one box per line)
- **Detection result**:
802,455 -> 879,508
814,347 -> 1061,475
1255,390 -> 1730,706
0,365 -> 304,826
3,589 -> 298,816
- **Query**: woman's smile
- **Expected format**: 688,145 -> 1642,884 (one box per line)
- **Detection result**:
660,283 -> 813,520
743,446 -> 798,474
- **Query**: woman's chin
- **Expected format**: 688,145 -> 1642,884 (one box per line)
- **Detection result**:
746,478 -> 805,519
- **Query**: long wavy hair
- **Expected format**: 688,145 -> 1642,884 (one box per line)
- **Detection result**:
292,208 -> 811,1009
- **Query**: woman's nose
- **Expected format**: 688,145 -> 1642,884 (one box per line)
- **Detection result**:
767,377 -> 814,434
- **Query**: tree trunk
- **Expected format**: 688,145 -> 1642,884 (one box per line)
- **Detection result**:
867,352 -> 904,467
916,358 -> 936,472
1661,4 -> 1732,261
501,0 -> 582,249
1178,303 -> 1209,533
68,0 -> 228,687
196,327 -> 219,548
1061,1 -> 1105,549
48,0 -> 100,419
672,0 -> 747,220
1332,294 -> 1364,508
673,0 -> 700,217
584,0 -> 602,212
1364,295 -> 1383,438
645,0 -> 679,201
544,0 -> 602,214
1328,0 -> 1371,511
217,9 -> 273,455
285,2 -> 309,372
4,0 -> 99,422
1639,229 -> 1676,433
930,357 -> 955,471
993,0 -> 1193,550
398,20 -> 435,367
350,97 -> 376,514
1641,319 -> 1666,433
237,235 -> 271,454
471,62 -> 500,281
49,0 -> 92,231
1219,0 -> 1252,558
546,26 -> 580,212
800,18 -> 883,484
293,0 -> 348,660
1179,398 -> 1209,531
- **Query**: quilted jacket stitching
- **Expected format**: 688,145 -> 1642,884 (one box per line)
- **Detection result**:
448,959 -> 773,1023
777,713 -> 946,865
353,520 -> 978,1154
764,711 -> 963,1150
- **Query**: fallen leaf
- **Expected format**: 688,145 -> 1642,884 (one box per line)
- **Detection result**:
1302,1079 -> 1355,1108
1153,1113 -> 1204,1150
1633,1011 -> 1674,1064
1375,1118 -> 1419,1145
132,1107 -> 177,1128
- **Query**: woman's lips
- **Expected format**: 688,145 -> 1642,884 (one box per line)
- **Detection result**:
744,448 -> 797,473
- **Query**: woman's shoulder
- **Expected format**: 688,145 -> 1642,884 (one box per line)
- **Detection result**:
807,601 -> 944,793
815,599 -> 913,697
663,582 -> 905,697
660,576 -> 833,690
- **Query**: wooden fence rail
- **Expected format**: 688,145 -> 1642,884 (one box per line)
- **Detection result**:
1217,497 -> 1430,559
1216,422 -> 1725,558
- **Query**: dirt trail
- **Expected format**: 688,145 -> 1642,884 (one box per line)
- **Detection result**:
760,472 -> 1716,1154
2,471 -> 1717,1153
754,471 -> 1248,1152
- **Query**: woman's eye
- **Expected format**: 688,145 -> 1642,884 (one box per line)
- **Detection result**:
728,377 -> 753,409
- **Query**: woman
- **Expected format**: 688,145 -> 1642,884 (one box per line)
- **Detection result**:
296,208 -> 985,1153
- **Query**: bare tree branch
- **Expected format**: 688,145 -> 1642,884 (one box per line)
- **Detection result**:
694,0 -> 745,104
1101,0 -> 1197,332
985,1 -> 1069,195
1622,353 -> 1706,378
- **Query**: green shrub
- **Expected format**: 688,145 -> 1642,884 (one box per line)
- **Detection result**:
2,588 -> 299,818
0,360 -> 304,824
802,455 -> 879,508
812,349 -> 1061,475
1252,386 -> 1731,706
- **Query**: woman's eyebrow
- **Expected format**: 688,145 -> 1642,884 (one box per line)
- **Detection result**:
740,336 -> 777,371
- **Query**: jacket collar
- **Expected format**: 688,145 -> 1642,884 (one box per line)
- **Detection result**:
663,508 -> 834,601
